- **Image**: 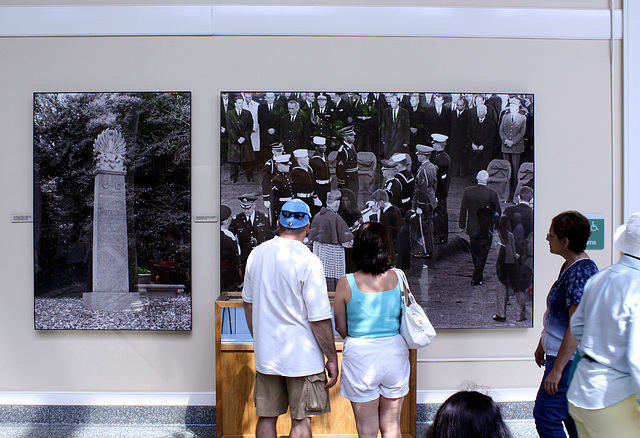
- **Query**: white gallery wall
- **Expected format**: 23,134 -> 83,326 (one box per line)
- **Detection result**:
0,1 -> 631,405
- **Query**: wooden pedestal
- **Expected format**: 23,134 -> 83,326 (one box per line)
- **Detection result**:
216,293 -> 416,438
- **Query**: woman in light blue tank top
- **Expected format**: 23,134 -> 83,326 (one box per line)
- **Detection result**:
334,222 -> 409,438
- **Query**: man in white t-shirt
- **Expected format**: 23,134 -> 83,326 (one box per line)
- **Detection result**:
242,198 -> 338,438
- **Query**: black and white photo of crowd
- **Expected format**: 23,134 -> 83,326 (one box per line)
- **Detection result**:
220,91 -> 534,329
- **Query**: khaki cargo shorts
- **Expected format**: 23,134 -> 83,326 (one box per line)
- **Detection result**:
254,371 -> 331,420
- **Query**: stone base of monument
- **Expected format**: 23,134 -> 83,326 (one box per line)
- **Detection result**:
83,292 -> 141,311
137,283 -> 186,298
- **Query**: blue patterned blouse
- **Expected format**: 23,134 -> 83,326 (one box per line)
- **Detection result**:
541,258 -> 598,358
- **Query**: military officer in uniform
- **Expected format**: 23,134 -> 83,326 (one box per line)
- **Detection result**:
430,133 -> 452,244
390,153 -> 415,214
310,136 -> 331,207
353,92 -> 380,153
270,154 -> 294,229
291,149 -> 322,216
381,159 -> 402,209
412,144 -> 438,259
499,98 -> 527,197
335,125 -> 359,205
310,94 -> 335,149
229,194 -> 272,273
261,142 -> 284,212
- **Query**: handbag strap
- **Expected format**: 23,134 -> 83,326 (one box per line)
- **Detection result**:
393,268 -> 411,305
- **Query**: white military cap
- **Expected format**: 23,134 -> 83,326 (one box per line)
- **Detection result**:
274,154 -> 291,163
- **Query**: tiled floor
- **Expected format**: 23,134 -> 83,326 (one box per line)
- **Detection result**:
0,425 -> 215,437
0,403 -> 540,437
0,421 -> 540,437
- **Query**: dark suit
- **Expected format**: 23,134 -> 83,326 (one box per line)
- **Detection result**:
258,103 -> 284,162
408,106 -> 427,145
226,108 -> 255,182
450,108 -> 471,176
280,114 -> 310,153
466,117 -> 496,174
353,98 -> 380,154
425,105 -> 452,138
220,97 -> 234,163
381,107 -> 411,159
459,184 -> 501,284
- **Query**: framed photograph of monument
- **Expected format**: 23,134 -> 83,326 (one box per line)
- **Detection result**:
34,91 -> 192,330
220,91 -> 534,330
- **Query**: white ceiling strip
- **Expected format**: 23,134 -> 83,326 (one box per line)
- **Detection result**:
0,5 -> 622,39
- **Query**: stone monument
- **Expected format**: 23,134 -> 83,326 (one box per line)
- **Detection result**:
83,129 -> 140,311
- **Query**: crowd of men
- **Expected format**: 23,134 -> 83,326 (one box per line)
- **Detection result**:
221,92 -> 534,305
221,91 -> 533,187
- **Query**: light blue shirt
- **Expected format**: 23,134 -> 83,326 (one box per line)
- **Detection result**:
568,255 -> 640,408
345,272 -> 402,338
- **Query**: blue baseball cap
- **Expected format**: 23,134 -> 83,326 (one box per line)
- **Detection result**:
279,199 -> 311,229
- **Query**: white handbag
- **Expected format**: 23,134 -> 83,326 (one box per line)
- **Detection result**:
394,268 -> 436,349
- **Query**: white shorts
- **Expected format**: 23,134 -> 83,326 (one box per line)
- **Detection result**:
339,334 -> 410,403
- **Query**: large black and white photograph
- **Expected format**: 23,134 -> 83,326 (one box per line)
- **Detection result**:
220,91 -> 534,329
34,92 -> 192,330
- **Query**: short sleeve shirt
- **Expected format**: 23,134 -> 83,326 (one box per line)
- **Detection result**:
541,258 -> 598,358
242,236 -> 332,376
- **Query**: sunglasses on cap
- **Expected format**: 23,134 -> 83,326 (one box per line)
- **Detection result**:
281,211 -> 309,220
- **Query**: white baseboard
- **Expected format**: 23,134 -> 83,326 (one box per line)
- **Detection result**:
0,389 -> 535,406
417,388 -> 537,404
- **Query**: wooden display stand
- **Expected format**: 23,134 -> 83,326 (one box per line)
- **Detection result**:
216,292 -> 417,438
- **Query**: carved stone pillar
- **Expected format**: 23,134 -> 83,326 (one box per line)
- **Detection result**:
83,129 -> 139,311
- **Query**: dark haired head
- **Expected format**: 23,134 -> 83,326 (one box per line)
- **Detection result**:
426,391 -> 512,438
351,222 -> 394,274
551,210 -> 591,253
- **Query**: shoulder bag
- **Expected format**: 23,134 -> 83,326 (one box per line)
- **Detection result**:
393,268 -> 436,349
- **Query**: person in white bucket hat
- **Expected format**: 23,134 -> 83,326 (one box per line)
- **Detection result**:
567,211 -> 640,438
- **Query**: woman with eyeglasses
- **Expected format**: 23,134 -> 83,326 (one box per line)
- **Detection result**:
533,211 -> 598,438
333,222 -> 409,438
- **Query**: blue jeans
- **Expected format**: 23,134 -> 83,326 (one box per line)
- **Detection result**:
533,356 -> 578,438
